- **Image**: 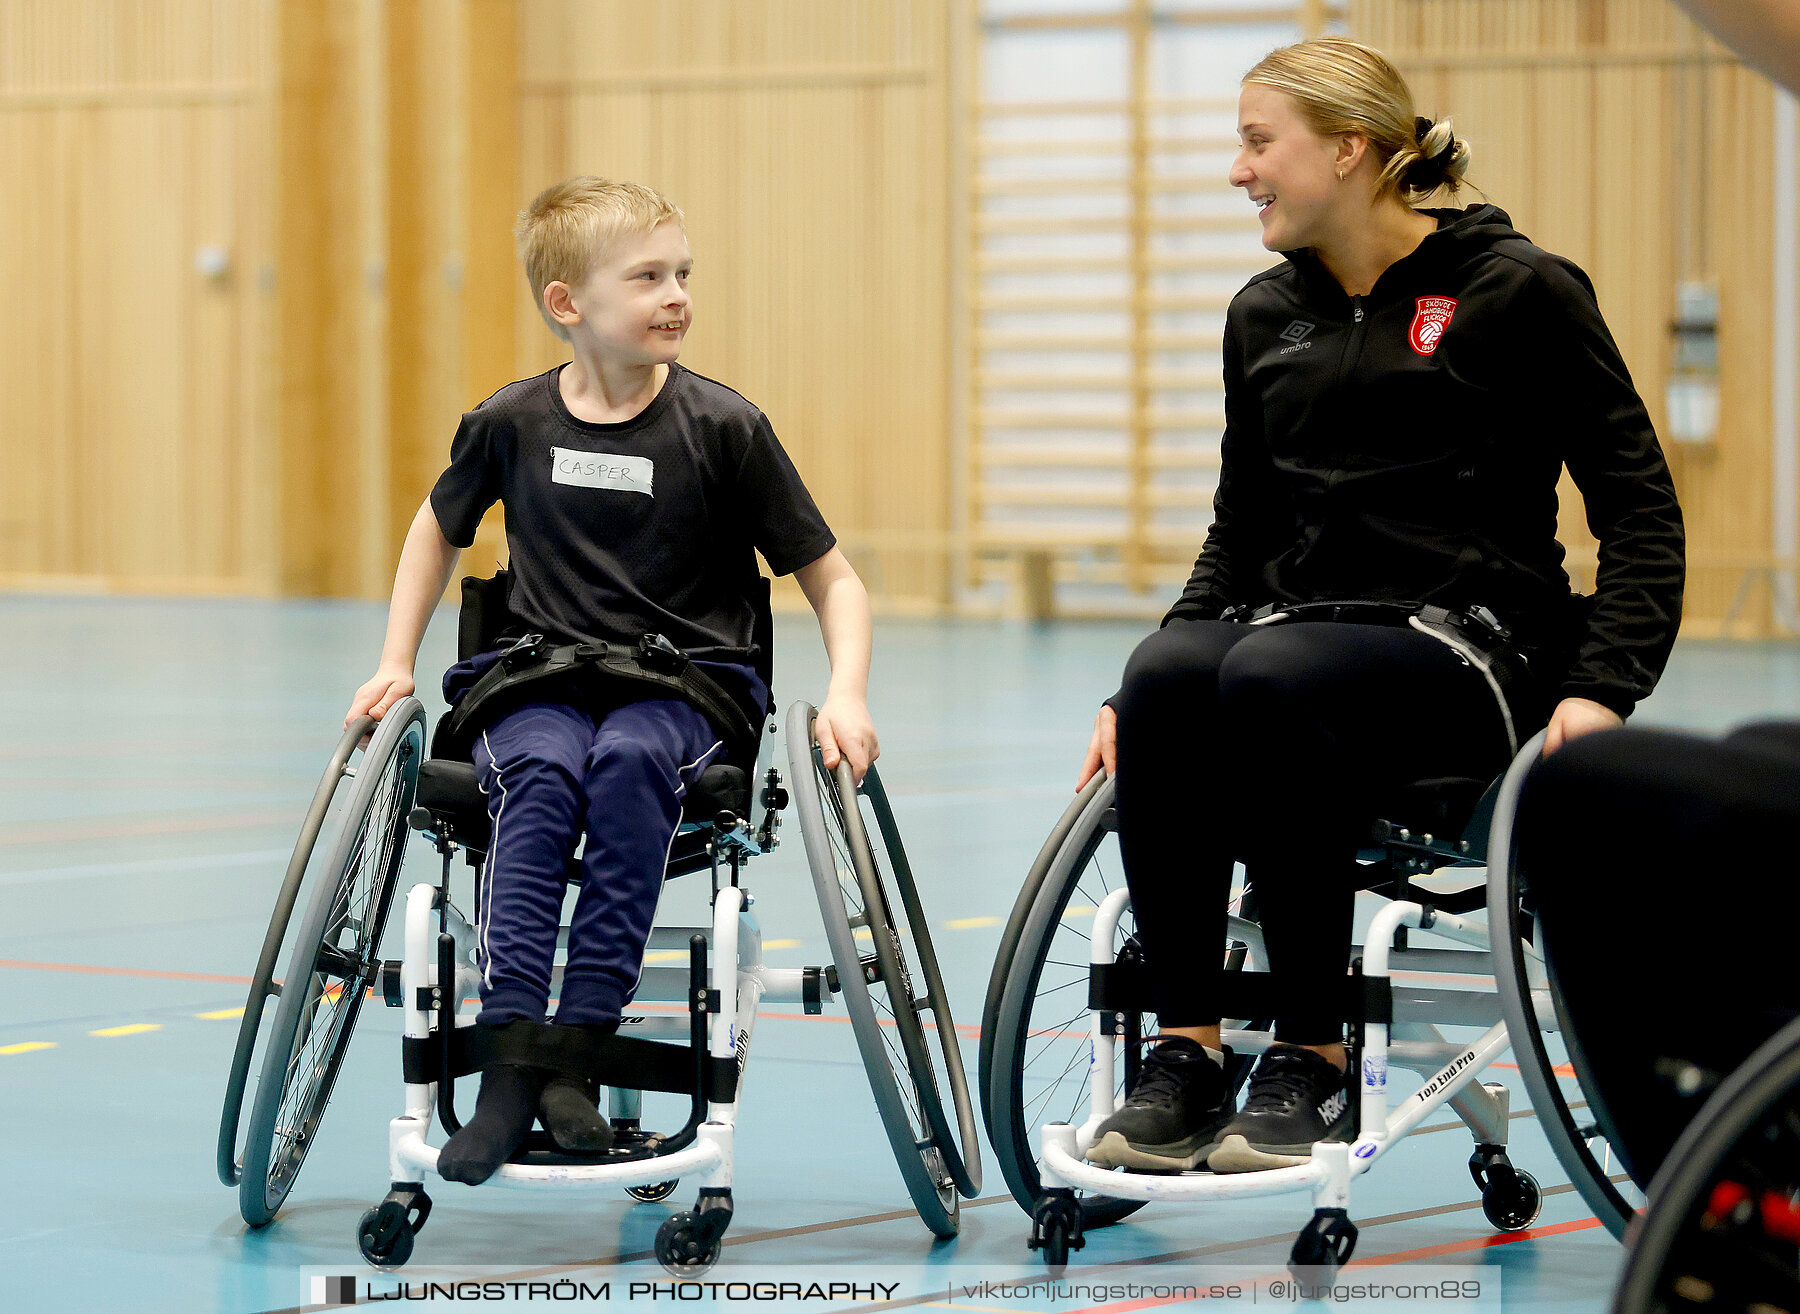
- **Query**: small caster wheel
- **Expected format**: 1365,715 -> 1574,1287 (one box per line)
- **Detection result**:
1469,1145 -> 1543,1232
358,1204 -> 415,1268
628,1179 -> 680,1204
1482,1168 -> 1543,1231
656,1213 -> 721,1276
1289,1207 -> 1357,1280
1028,1190 -> 1085,1272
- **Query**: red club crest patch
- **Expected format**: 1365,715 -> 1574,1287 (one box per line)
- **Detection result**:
1409,295 -> 1458,356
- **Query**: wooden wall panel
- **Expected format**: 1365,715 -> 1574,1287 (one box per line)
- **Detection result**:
1357,0 -> 1790,634
511,0 -> 953,612
0,0 -> 267,591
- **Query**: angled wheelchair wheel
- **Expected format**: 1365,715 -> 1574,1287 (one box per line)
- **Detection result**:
238,698 -> 426,1227
786,701 -> 982,1240
980,773 -> 1108,1146
1487,729 -> 1639,1241
1611,1014 -> 1800,1314
218,714 -> 375,1188
985,773 -> 1152,1227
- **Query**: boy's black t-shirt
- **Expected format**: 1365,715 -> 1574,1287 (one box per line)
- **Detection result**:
430,363 -> 835,659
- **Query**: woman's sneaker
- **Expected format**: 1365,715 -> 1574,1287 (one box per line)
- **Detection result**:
1085,1038 -> 1236,1171
1206,1043 -> 1354,1173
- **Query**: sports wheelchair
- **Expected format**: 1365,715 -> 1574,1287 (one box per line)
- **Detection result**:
980,726 -> 1631,1277
216,586 -> 980,1274
1493,720 -> 1800,1313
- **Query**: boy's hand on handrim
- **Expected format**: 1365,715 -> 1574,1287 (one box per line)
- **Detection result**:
346,666 -> 416,733
815,693 -> 879,785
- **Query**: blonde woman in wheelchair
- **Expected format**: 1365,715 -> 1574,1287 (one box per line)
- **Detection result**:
1077,36 -> 1685,1177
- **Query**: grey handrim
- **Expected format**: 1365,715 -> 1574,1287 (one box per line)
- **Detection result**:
986,774 -> 1147,1226
218,714 -> 372,1188
238,697 -> 425,1228
1610,1013 -> 1800,1314
785,700 -> 979,1240
1486,727 -> 1637,1240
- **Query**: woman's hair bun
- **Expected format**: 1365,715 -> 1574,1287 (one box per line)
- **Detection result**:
1402,116 -> 1467,194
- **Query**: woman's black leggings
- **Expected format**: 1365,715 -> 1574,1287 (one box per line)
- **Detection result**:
1112,618 -> 1530,1044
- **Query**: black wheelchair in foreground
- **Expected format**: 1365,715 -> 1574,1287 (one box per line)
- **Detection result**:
981,726 -> 1636,1277
1496,720 -> 1800,1313
216,589 -> 980,1274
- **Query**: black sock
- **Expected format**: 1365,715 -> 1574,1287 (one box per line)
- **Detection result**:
538,1023 -> 617,1153
438,1064 -> 546,1185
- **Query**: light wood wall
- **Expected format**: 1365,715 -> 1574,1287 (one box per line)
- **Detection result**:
1356,0 -> 1796,634
509,0 -> 955,612
4,1 -> 1791,633
1,0 -> 953,614
0,0 -> 272,592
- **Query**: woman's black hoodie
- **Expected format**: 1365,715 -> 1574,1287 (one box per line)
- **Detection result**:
1165,203 -> 1686,717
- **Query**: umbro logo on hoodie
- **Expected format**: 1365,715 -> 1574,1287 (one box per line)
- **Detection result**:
1279,320 -> 1316,355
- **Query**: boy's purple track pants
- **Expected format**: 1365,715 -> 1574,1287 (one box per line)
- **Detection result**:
466,664 -> 764,1028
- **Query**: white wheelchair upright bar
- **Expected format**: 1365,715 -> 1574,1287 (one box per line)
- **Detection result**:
385,872 -> 802,1194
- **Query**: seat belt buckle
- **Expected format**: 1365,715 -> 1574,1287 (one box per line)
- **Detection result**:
499,632 -> 545,669
638,633 -> 688,674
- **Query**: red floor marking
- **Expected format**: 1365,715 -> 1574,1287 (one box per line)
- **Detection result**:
1491,1060 -> 1577,1077
0,958 -> 255,985
0,810 -> 297,846
1060,1217 -> 1607,1314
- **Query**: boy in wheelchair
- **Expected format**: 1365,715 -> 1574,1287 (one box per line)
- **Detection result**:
345,177 -> 877,1185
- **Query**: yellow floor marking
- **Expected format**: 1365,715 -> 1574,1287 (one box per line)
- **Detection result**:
640,939 -> 801,964
90,1023 -> 161,1037
1,1041 -> 57,1056
947,916 -> 1000,930
852,927 -> 873,941
1061,904 -> 1096,918
196,1007 -> 245,1020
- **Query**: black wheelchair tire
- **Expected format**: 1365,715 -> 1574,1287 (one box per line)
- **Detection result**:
785,701 -> 980,1239
1486,728 -> 1638,1241
979,773 -> 1109,1145
1610,1013 -> 1800,1314
218,714 -> 374,1188
238,698 -> 425,1227
986,775 -> 1149,1227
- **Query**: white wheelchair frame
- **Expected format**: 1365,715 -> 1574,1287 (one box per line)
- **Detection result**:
220,695 -> 980,1277
1017,729 -> 1592,1274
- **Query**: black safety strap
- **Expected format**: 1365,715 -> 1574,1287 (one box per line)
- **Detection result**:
403,1020 -> 739,1104
435,636 -> 759,764
1228,598 -> 1529,731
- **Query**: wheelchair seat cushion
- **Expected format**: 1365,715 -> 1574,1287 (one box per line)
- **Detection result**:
415,757 -> 750,850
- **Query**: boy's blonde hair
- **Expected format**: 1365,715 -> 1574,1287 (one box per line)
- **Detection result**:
515,177 -> 685,340
1244,37 -> 1470,202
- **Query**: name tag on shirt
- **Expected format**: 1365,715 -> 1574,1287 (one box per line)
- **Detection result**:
551,448 -> 654,496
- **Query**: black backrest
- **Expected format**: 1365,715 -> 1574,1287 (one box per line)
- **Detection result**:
459,569 -> 515,661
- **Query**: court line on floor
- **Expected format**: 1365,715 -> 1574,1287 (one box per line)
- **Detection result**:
0,811 -> 299,847
0,848 -> 292,887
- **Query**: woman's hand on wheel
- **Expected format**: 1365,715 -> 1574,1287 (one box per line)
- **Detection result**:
1541,696 -> 1623,755
1077,704 -> 1117,790
346,666 -> 416,738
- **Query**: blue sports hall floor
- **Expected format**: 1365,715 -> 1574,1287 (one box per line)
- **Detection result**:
3,594 -> 1797,1313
